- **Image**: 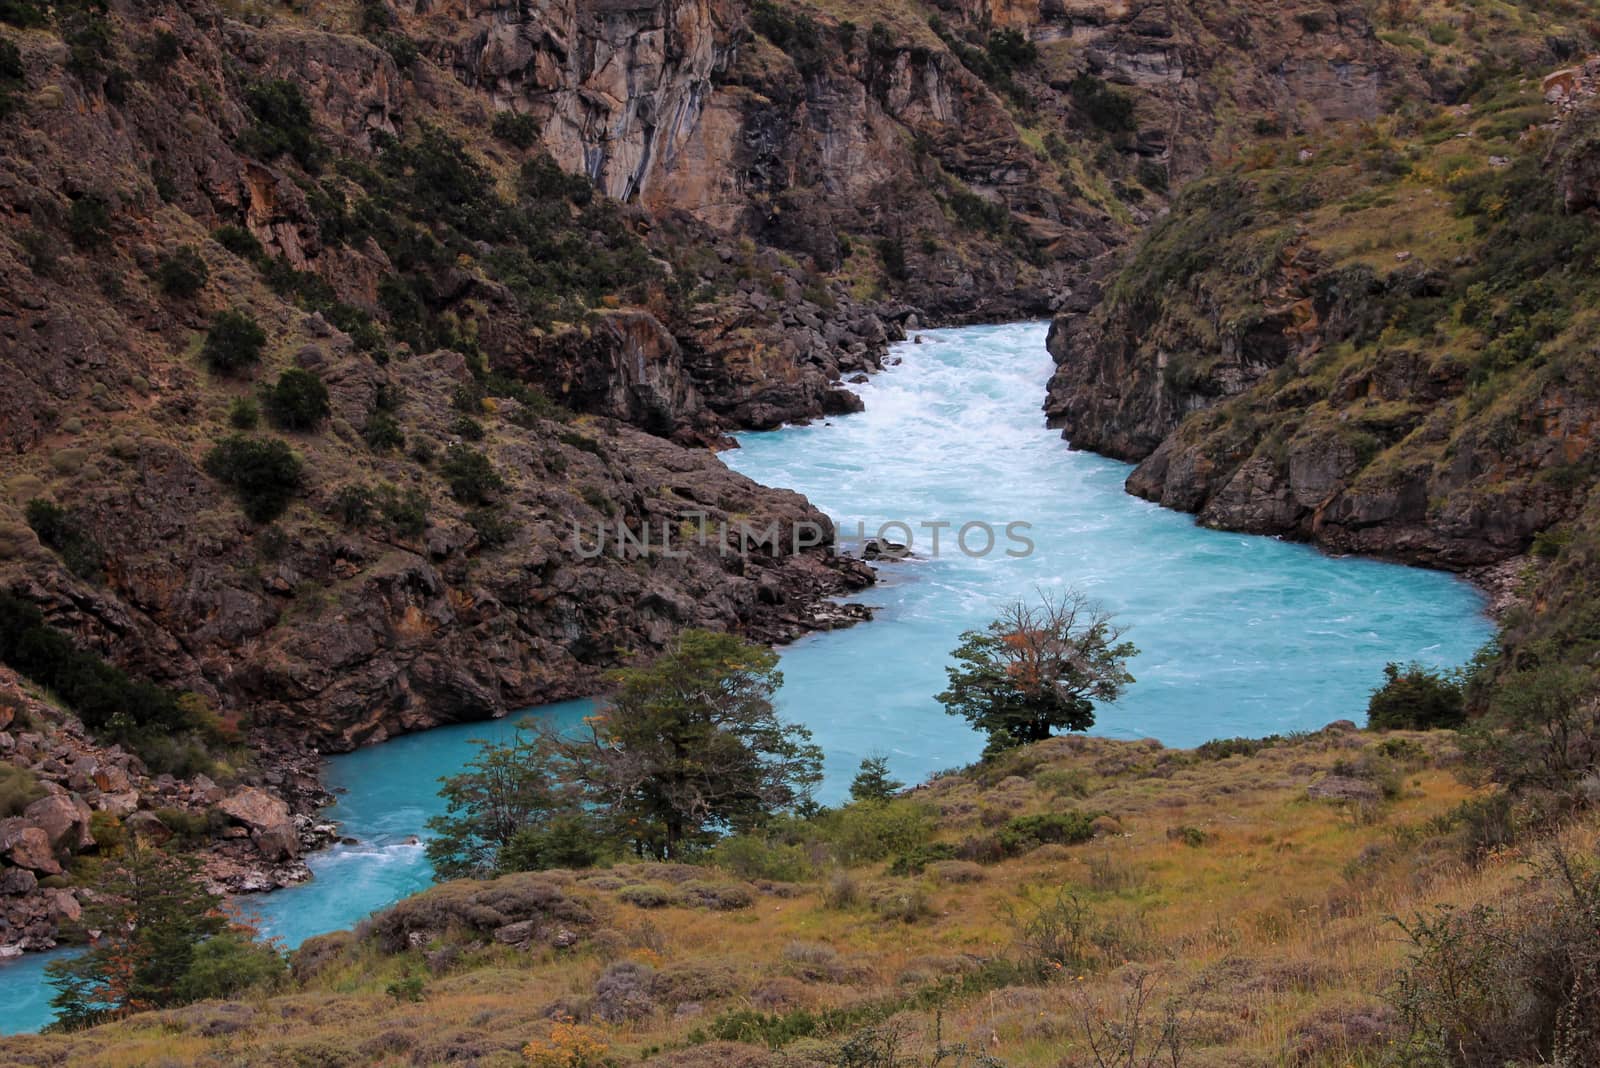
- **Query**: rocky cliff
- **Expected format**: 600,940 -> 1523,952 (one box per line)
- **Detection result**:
1045,30 -> 1600,569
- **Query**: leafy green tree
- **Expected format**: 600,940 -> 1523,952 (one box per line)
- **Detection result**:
425,727 -> 581,879
553,629 -> 821,858
261,368 -> 330,431
203,435 -> 303,522
46,843 -> 282,1029
1367,662 -> 1465,730
849,754 -> 904,803
938,590 -> 1136,755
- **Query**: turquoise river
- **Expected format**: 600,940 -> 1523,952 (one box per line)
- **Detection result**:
0,321 -> 1493,1033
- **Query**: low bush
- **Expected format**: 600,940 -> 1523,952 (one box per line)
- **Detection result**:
618,883 -> 678,909
0,765 -> 46,818
203,435 -> 303,522
593,961 -> 656,1022
201,310 -> 267,375
365,872 -> 594,953
439,444 -> 504,505
25,498 -> 105,581
996,811 -> 1096,855
261,368 -> 330,431
887,842 -> 957,876
68,193 -> 112,249
1368,662 -> 1466,730
155,246 -> 209,297
709,834 -> 814,882
491,111 -> 539,149
227,396 -> 259,429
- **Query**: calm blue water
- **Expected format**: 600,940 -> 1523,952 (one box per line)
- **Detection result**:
0,321 -> 1491,1034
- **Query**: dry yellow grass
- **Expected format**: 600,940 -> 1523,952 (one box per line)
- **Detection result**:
0,725 -> 1580,1068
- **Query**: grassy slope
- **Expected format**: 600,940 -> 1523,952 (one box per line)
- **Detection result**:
2,727 -> 1577,1067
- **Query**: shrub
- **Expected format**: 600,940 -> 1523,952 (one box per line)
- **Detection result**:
439,444 -> 504,504
239,79 -> 325,169
226,396 -> 259,430
367,873 -> 593,952
815,800 -> 936,864
213,221 -> 265,261
0,765 -> 46,818
1389,854 -> 1600,1067
593,961 -> 656,1022
821,869 -> 861,909
363,410 -> 404,451
377,484 -> 428,537
448,414 -> 484,441
1070,73 -> 1136,132
996,811 -> 1096,855
1014,890 -> 1091,975
176,933 -> 286,1001
155,246 -> 209,296
0,594 -> 202,767
25,498 -> 105,581
1368,662 -> 1466,730
386,974 -> 425,1003
203,435 -> 303,522
870,882 -> 933,924
332,484 -> 374,527
887,842 -> 957,877
711,835 -> 813,882
0,39 -> 24,120
201,310 -> 267,375
618,884 -> 678,909
876,236 -> 908,281
261,368 -> 330,431
491,111 -> 539,149
464,507 -> 513,549
0,0 -> 47,28
523,1019 -> 609,1068
680,881 -> 755,910
68,193 -> 112,249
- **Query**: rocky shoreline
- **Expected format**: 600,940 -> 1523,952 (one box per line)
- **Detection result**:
0,534 -> 878,958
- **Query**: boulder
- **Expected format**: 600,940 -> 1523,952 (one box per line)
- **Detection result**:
217,787 -> 291,831
3,826 -> 62,875
24,794 -> 94,851
95,790 -> 140,817
253,822 -> 299,862
124,809 -> 174,844
43,888 -> 80,924
0,866 -> 38,895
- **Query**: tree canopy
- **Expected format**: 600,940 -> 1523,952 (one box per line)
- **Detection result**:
938,590 -> 1137,755
46,843 -> 283,1029
426,629 -> 822,874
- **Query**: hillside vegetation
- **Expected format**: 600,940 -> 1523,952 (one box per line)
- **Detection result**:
3,726 -> 1595,1067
